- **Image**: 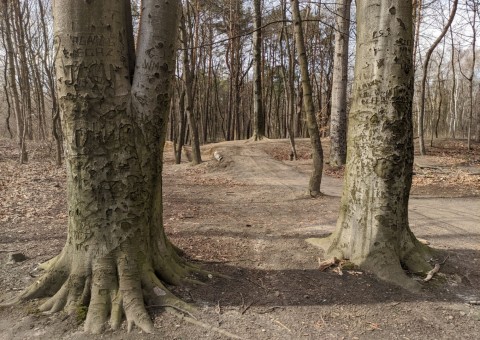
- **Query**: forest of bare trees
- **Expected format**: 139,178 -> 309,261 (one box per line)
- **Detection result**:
2,0 -> 477,164
0,0 -> 479,337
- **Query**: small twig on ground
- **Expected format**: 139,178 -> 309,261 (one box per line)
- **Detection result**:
258,306 -> 284,314
272,318 -> 291,332
241,301 -> 254,315
424,255 -> 449,282
439,255 -> 450,265
366,322 -> 382,330
320,314 -> 327,327
245,277 -> 268,293
167,308 -> 244,340
468,301 -> 480,305
424,264 -> 440,282
414,164 -> 444,171
239,292 -> 245,309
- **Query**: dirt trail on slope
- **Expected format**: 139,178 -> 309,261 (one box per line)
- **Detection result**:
0,138 -> 479,340
208,139 -> 343,197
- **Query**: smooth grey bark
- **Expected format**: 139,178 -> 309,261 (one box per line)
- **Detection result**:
418,0 -> 458,155
11,0 -> 202,334
308,0 -> 433,290
329,0 -> 351,167
291,0 -> 324,197
252,0 -> 265,140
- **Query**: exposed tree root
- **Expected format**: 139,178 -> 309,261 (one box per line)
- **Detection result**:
307,190 -> 322,198
307,231 -> 435,292
2,237 -> 218,334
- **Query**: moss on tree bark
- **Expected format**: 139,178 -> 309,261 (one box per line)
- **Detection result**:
8,0 -> 205,334
308,0 -> 434,290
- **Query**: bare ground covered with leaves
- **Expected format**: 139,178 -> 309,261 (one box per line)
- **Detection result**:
0,137 -> 479,340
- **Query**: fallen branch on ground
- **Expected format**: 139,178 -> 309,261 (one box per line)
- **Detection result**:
417,238 -> 430,245
167,308 -> 244,339
318,257 -> 339,271
423,263 -> 440,282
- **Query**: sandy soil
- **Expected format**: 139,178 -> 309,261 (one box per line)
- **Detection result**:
0,137 -> 479,340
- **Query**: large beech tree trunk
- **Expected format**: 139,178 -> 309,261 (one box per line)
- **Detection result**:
308,0 -> 433,290
12,0 -> 201,334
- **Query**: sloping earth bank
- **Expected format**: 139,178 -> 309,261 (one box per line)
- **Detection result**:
0,138 -> 479,340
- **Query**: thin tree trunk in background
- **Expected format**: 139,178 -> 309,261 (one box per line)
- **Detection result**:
418,0 -> 458,155
28,48 -> 47,140
329,0 -> 351,167
291,0 -> 324,197
38,0 -> 63,165
2,0 -> 27,163
175,89 -> 187,164
413,0 -> 422,69
1,30 -> 13,139
430,42 -> 445,146
12,0 -> 33,141
252,0 -> 265,140
449,28 -> 457,139
280,0 -> 297,159
280,43 -> 297,159
180,9 -> 202,164
24,2 -> 47,140
434,73 -> 443,141
458,0 -> 476,150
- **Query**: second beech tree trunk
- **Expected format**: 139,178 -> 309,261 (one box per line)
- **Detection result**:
308,0 -> 433,290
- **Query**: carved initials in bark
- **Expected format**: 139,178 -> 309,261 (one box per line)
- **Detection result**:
9,0 -> 207,334
308,0 -> 434,290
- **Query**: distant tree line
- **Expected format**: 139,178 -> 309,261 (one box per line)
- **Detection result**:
0,0 -> 479,164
